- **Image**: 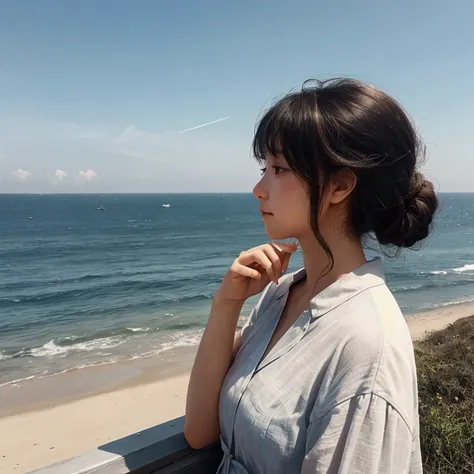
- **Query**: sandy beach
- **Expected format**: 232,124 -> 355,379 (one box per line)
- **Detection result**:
1,303 -> 473,474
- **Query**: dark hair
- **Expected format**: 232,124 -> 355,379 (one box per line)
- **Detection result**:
253,78 -> 438,263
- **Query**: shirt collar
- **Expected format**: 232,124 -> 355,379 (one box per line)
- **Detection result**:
274,258 -> 385,318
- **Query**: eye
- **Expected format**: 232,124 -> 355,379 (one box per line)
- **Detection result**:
260,166 -> 286,176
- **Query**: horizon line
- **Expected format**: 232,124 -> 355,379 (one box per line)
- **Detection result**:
0,191 -> 469,196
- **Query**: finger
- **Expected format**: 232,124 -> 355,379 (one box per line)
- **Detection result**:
249,262 -> 265,274
254,250 -> 279,284
231,262 -> 262,280
248,262 -> 266,278
257,248 -> 279,284
271,242 -> 298,254
239,250 -> 276,283
280,251 -> 293,273
261,245 -> 283,283
272,242 -> 297,275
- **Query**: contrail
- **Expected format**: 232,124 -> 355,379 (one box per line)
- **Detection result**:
178,116 -> 231,134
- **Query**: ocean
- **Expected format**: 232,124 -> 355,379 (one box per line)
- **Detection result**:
1,193 -> 474,387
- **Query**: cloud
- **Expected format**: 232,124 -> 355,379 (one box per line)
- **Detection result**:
54,169 -> 68,181
78,169 -> 98,181
47,169 -> 69,186
12,168 -> 32,182
0,118 -> 256,192
106,125 -> 178,161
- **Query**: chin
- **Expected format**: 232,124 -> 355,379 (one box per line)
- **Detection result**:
263,225 -> 293,241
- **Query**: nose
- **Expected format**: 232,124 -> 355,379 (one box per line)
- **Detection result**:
253,175 -> 268,200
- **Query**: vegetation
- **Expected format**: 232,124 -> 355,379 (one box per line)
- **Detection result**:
415,316 -> 474,473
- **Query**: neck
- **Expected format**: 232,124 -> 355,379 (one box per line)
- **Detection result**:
297,233 -> 367,298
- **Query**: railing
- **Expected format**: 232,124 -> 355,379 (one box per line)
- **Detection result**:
30,416 -> 223,474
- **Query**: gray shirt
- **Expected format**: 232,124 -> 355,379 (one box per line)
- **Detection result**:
217,258 -> 422,474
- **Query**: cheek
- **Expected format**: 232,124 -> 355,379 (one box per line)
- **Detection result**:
276,173 -> 304,196
281,177 -> 310,219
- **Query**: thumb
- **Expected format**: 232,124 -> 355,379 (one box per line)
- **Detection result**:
272,242 -> 298,254
281,251 -> 293,273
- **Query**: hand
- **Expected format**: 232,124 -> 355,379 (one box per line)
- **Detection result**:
216,242 -> 298,303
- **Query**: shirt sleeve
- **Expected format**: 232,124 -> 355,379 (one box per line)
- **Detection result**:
301,393 -> 418,474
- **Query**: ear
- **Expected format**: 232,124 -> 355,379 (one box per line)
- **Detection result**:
327,170 -> 357,204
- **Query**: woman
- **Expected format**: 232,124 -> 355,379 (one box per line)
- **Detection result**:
185,78 -> 438,473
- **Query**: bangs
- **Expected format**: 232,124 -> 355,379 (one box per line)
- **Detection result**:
252,92 -> 321,171
252,103 -> 286,165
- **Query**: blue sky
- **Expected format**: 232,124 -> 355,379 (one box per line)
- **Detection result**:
1,0 -> 473,193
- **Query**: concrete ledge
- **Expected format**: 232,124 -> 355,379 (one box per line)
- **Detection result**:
29,416 -> 223,474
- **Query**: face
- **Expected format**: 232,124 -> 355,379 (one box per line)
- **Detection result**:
253,155 -> 311,241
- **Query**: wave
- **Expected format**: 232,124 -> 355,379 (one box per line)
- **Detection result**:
441,297 -> 474,307
419,263 -> 474,275
0,350 -> 12,361
0,293 -> 213,337
413,264 -> 474,278
153,330 -> 203,353
392,284 -> 423,293
165,294 -> 213,304
10,336 -> 126,359
0,269 -> 160,292
0,278 -> 216,307
391,276 -> 474,294
0,375 -> 36,387
418,269 -> 453,276
162,321 -> 203,331
0,239 -> 162,259
453,264 -> 474,273
1,320 -> 203,361
0,328 -> 204,387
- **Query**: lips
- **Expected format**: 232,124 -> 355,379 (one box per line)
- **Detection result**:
260,210 -> 273,216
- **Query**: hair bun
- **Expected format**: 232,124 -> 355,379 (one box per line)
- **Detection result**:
375,173 -> 438,248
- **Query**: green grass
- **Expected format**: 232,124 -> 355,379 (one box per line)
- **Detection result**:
415,315 -> 474,473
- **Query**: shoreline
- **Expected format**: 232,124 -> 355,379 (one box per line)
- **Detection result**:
405,301 -> 474,341
1,302 -> 474,473
0,344 -> 197,419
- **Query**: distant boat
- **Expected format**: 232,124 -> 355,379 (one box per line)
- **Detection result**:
162,204 -> 171,208
98,206 -> 105,211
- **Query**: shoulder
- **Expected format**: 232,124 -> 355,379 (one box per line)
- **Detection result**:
310,283 -> 417,421
312,286 -> 388,368
324,282 -> 411,363
339,283 -> 416,387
